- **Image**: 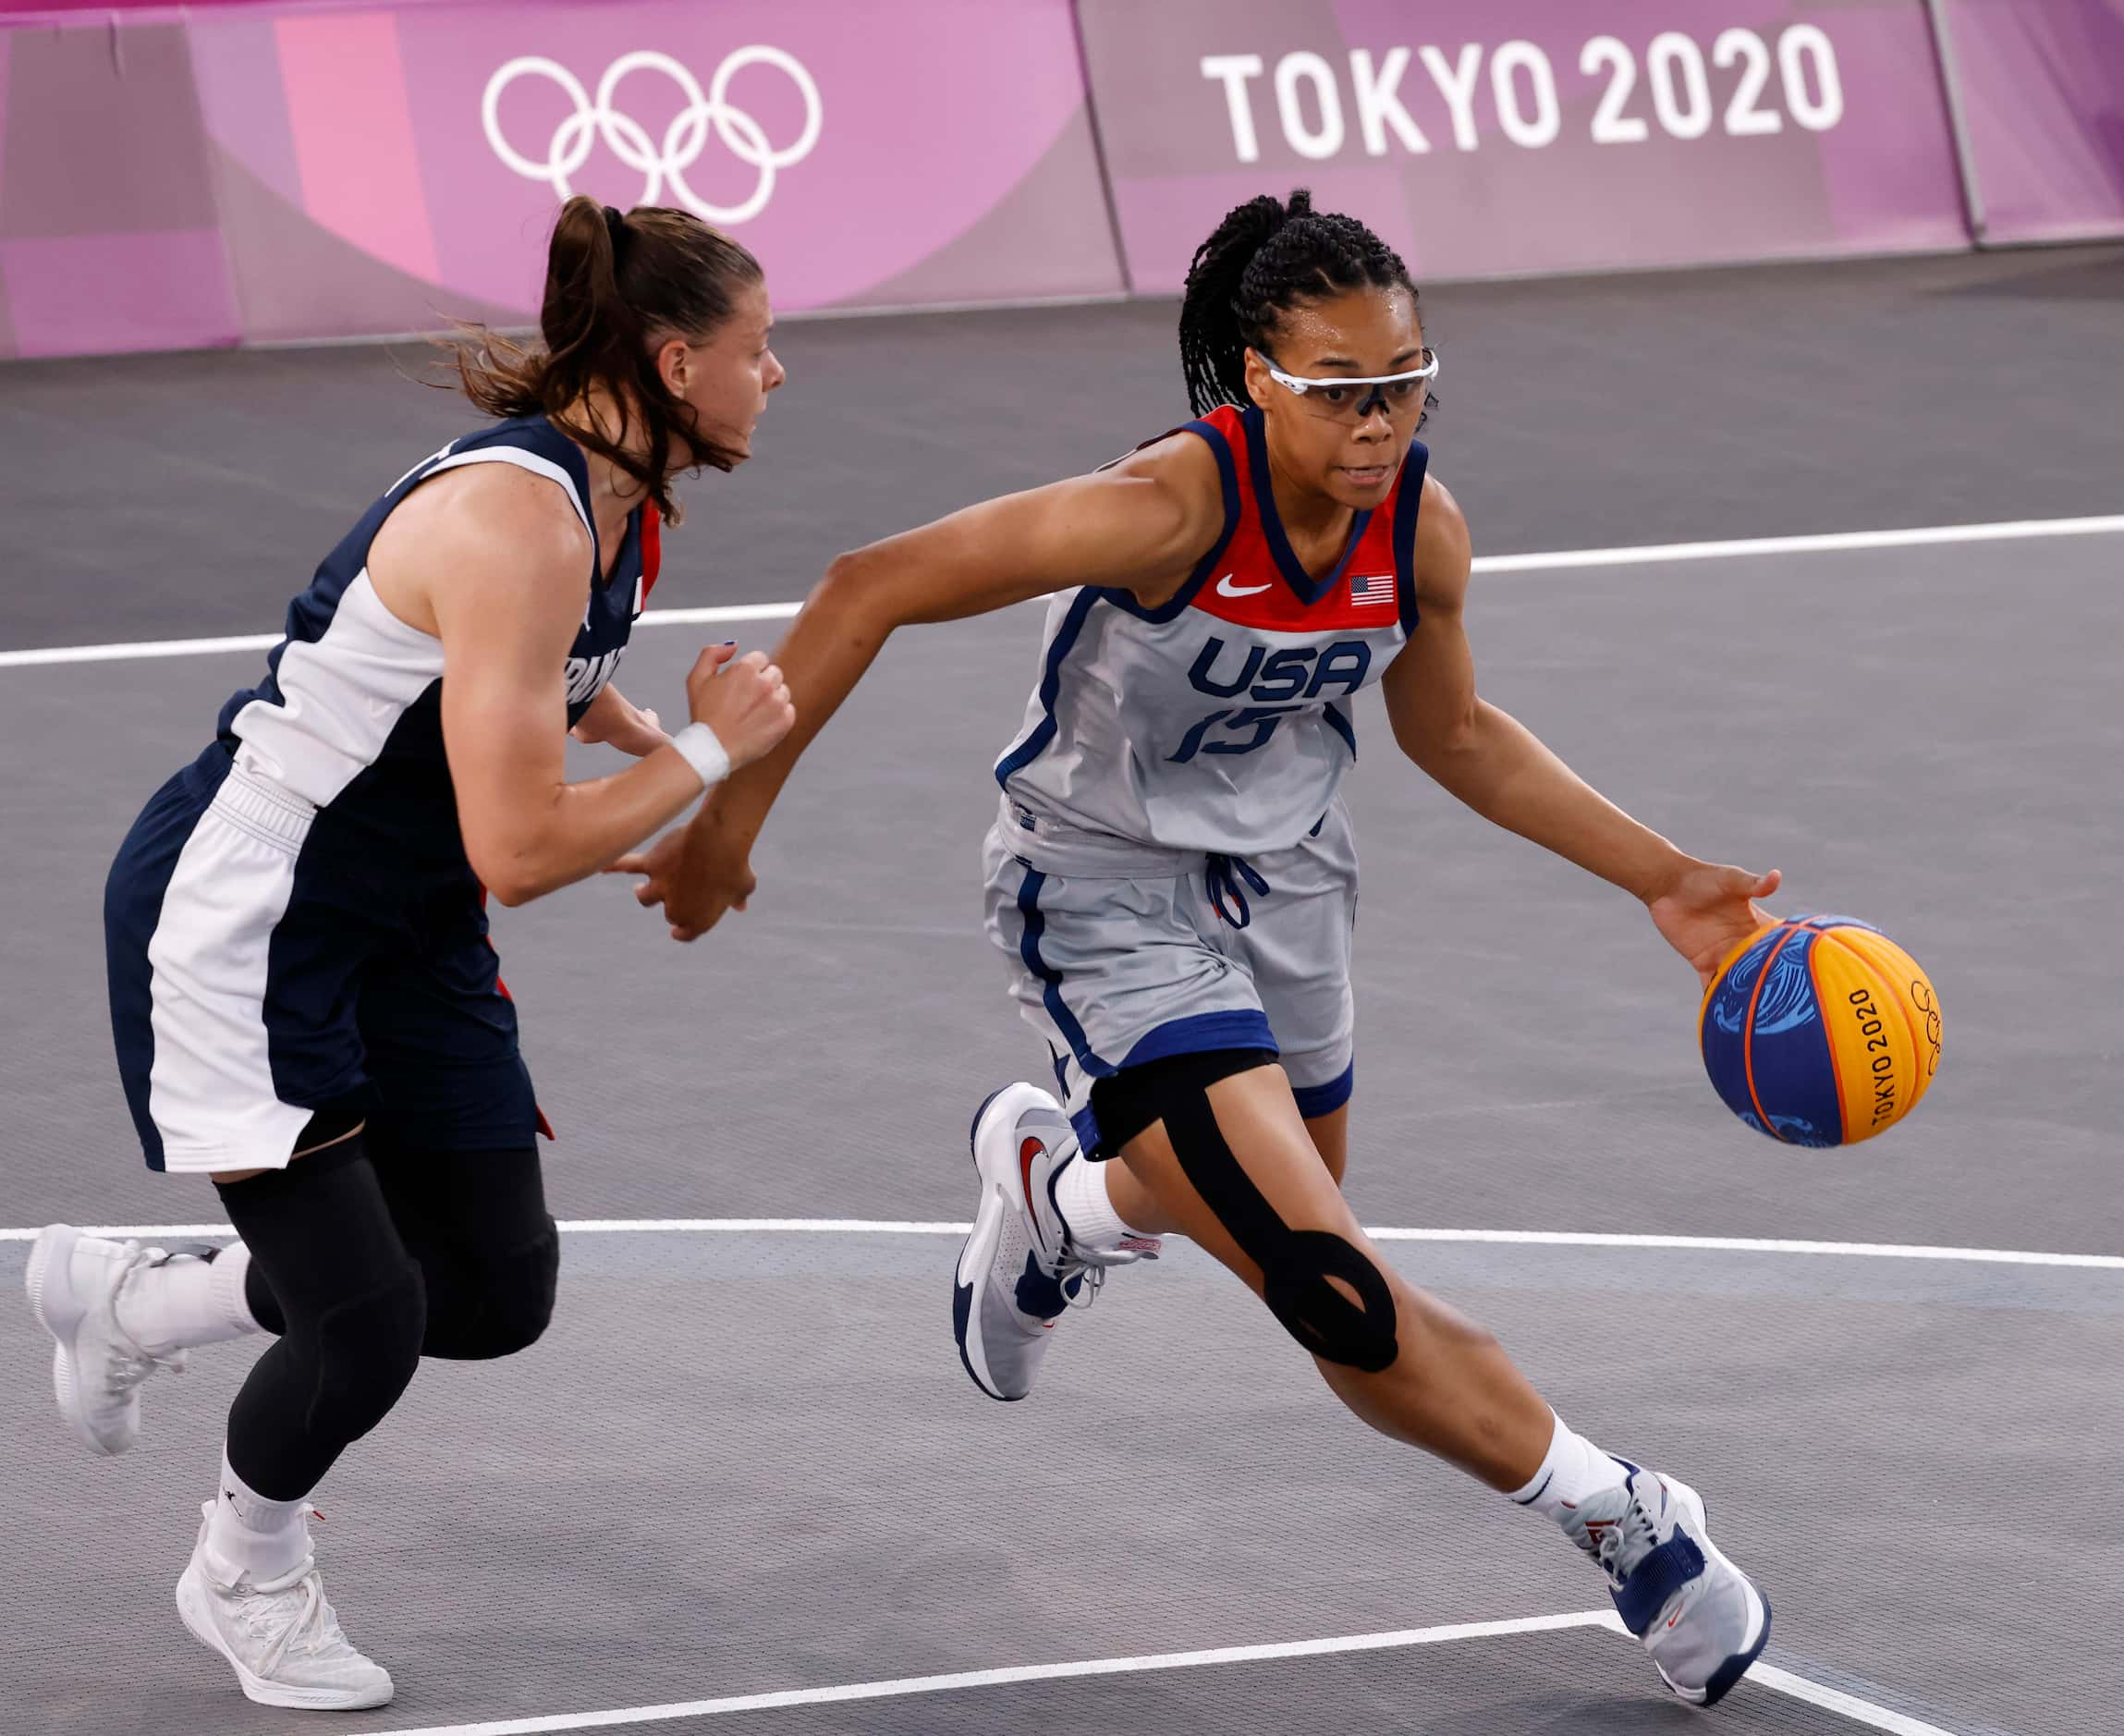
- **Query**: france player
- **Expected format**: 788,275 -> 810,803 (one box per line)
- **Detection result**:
27,200 -> 793,1710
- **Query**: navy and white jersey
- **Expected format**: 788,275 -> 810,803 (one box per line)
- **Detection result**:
996,402 -> 1425,871
215,413 -> 657,871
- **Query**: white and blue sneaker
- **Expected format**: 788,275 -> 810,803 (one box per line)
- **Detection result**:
1566,1461 -> 1771,1706
952,1083 -> 1156,1402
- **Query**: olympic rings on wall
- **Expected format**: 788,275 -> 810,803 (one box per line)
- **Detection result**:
482,47 -> 823,226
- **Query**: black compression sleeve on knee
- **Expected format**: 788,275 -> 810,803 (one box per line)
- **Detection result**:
1092,1046 -> 1277,1155
235,1137 -> 374,1339
242,1257 -> 285,1337
214,1136 -> 425,1500
231,1130 -> 373,1334
367,1141 -> 558,1361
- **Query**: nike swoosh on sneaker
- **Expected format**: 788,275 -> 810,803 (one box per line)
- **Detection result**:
1215,574 -> 1272,597
1019,1137 -> 1047,1253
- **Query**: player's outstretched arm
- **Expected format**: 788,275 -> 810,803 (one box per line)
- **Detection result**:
628,439 -> 1225,939
413,468 -> 792,906
1381,473 -> 1777,983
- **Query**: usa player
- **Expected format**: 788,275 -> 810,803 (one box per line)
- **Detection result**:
629,191 -> 1778,1705
24,200 -> 793,1711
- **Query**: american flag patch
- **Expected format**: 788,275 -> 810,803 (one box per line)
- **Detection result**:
1349,572 -> 1395,606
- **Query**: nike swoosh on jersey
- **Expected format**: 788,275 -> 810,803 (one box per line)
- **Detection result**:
1215,574 -> 1272,597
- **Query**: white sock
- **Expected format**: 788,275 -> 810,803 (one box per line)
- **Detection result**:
1053,1153 -> 1146,1252
116,1242 -> 262,1359
1508,1412 -> 1626,1523
202,1449 -> 313,1583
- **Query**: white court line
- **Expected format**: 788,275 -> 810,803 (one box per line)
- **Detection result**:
1470,511 -> 2124,573
0,1213 -> 1975,1734
4,512 -> 2118,670
360,1610 -> 1953,1736
0,1216 -> 2116,1269
0,603 -> 803,670
1,630 -> 284,667
1365,1226 -> 2124,1270
1751,1663 -> 1959,1736
637,602 -> 804,628
364,1610 -> 1615,1736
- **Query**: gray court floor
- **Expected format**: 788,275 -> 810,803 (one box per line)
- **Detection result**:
3,249 -> 2121,1734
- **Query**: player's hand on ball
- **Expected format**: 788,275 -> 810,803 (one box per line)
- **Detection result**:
1646,859 -> 1782,989
687,643 -> 795,770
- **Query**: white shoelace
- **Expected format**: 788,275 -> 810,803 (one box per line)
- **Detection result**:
229,1528 -> 359,1680
1585,1485 -> 1662,1587
1056,1236 -> 1159,1311
244,1572 -> 328,1679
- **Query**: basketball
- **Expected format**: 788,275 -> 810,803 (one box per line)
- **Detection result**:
1700,916 -> 1941,1146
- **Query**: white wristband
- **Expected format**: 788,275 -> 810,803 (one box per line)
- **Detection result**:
669,721 -> 731,791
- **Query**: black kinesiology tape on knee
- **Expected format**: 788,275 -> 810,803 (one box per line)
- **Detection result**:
1160,1086 -> 1399,1374
1093,1046 -> 1276,1155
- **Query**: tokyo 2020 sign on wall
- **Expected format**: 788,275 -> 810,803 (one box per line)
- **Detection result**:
3,0 -> 2118,359
1075,0 -> 1972,291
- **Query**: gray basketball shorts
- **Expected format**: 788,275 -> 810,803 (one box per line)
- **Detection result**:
982,802 -> 1358,1157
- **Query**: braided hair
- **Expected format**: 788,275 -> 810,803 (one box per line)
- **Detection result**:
1178,189 -> 1424,420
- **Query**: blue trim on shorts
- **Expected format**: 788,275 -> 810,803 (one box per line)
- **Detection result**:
1323,701 -> 1356,759
1291,1060 -> 1355,1120
1076,1012 -> 1277,1162
1014,866 -> 1114,1079
1120,1008 -> 1278,1069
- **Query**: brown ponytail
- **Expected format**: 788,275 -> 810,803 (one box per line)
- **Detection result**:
446,197 -> 763,524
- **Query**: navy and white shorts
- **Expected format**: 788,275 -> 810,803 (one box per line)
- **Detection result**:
983,799 -> 1359,1158
104,746 -> 538,1174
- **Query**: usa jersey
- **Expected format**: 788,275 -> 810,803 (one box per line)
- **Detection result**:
215,414 -> 657,870
996,402 -> 1425,866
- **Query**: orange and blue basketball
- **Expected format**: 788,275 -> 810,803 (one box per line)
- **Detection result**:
1699,915 -> 1941,1146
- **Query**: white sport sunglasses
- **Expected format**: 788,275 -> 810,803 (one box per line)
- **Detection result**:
1258,348 -> 1440,420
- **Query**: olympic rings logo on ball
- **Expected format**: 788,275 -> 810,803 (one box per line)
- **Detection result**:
481,47 -> 823,226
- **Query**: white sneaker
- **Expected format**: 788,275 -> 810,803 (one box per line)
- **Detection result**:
24,1224 -> 187,1457
1565,1461 -> 1771,1705
952,1083 -> 1157,1402
176,1506 -> 394,1711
